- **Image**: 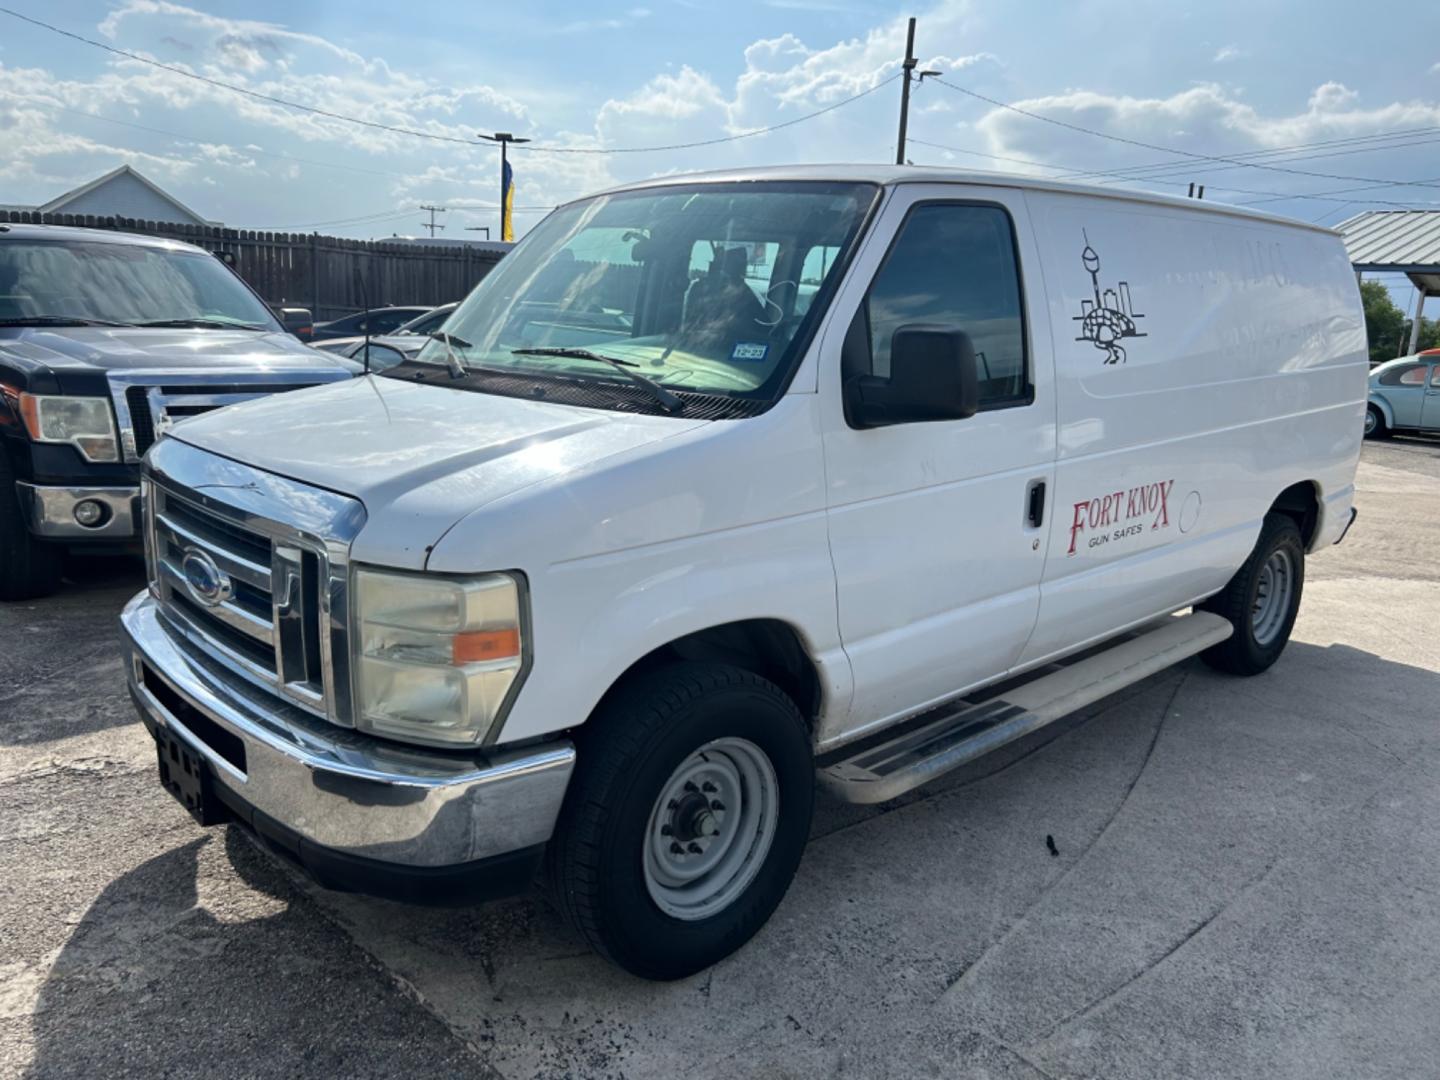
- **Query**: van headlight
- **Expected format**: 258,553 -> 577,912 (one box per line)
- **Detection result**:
353,567 -> 527,747
18,393 -> 120,462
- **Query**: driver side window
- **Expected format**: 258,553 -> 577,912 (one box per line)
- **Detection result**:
855,203 -> 1029,408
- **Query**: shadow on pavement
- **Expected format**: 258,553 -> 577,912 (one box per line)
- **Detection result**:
25,828 -> 491,1080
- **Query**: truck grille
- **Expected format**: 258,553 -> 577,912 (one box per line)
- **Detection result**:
144,440 -> 365,725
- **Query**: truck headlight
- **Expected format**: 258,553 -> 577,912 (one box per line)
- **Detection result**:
18,393 -> 120,462
353,567 -> 527,747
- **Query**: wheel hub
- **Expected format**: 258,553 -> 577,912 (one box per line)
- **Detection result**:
643,737 -> 779,922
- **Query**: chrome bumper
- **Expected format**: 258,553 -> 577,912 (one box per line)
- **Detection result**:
120,591 -> 574,871
17,482 -> 139,539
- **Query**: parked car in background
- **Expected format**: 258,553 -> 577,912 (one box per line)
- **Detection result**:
120,166 -> 1363,979
311,302 -> 458,370
1365,349 -> 1440,437
309,305 -> 432,342
0,223 -> 357,600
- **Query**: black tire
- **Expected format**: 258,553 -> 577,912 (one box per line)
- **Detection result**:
0,446 -> 61,601
1364,405 -> 1391,439
1199,512 -> 1304,676
546,662 -> 814,980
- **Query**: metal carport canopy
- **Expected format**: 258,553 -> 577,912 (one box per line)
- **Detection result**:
1339,210 -> 1440,353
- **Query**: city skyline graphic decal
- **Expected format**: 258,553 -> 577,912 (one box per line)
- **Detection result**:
1074,230 -> 1146,365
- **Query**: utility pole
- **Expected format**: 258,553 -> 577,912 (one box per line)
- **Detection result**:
419,204 -> 447,236
895,18 -> 916,166
893,19 -> 939,166
477,132 -> 532,241
465,226 -> 491,240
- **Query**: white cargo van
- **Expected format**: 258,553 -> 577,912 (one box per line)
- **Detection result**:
121,167 -> 1365,979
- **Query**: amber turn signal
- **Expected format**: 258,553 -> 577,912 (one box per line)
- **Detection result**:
451,628 -> 521,664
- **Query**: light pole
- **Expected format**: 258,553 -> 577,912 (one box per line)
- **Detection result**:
477,131 -> 531,241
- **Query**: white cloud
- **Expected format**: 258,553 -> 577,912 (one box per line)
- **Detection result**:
1213,44 -> 1243,63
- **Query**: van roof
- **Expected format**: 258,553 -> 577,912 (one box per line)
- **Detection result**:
587,164 -> 1337,235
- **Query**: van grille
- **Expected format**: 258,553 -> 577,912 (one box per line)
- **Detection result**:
149,483 -> 333,717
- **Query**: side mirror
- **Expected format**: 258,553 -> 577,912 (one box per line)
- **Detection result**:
275,306 -> 314,340
848,324 -> 980,428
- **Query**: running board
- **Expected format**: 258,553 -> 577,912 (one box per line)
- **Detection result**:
817,611 -> 1232,805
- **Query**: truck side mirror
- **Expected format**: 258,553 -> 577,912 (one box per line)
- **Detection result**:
275,306 -> 314,341
848,324 -> 980,428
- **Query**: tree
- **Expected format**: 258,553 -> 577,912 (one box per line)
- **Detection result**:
1361,280 -> 1408,362
1361,280 -> 1440,361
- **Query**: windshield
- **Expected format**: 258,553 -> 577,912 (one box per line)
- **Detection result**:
407,181 -> 877,406
0,240 -> 279,329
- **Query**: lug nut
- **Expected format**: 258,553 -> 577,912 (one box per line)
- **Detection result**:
687,842 -> 703,854
683,781 -> 698,793
670,842 -> 684,855
710,800 -> 725,811
701,781 -> 717,793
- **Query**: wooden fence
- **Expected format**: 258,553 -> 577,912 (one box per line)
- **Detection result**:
0,210 -> 508,321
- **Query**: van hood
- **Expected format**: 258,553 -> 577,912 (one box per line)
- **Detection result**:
168,374 -> 708,568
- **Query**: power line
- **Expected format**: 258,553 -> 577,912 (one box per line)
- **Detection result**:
1055,125 -> 1440,183
905,136 -> 1440,208
0,90 -> 422,180
1,7 -> 896,156
928,76 -> 1440,190
515,76 -> 900,154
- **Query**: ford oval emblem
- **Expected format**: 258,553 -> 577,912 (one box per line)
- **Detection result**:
181,548 -> 232,608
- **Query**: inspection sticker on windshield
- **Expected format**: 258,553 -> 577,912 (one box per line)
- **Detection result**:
730,342 -> 769,362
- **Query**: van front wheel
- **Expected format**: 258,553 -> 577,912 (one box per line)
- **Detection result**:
546,663 -> 813,980
1200,513 -> 1305,676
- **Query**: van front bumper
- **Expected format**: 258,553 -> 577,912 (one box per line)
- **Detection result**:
120,591 -> 575,904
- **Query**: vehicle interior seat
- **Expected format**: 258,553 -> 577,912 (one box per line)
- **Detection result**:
681,246 -> 765,350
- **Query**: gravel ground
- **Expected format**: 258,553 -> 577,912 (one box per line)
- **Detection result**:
3,438 -> 1439,1079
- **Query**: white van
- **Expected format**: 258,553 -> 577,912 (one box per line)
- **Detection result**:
121,167 -> 1366,979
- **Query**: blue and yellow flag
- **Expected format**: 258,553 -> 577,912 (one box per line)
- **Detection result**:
501,159 -> 515,242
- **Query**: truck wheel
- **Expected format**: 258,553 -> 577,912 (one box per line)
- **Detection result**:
1199,513 -> 1304,676
1364,405 -> 1390,439
546,662 -> 813,980
0,447 -> 61,601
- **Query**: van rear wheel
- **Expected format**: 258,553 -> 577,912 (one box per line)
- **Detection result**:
1199,513 -> 1305,676
546,662 -> 813,980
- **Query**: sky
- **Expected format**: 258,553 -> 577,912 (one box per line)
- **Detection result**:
1,1 -> 1438,306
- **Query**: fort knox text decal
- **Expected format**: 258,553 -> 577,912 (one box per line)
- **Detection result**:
1067,479 -> 1174,556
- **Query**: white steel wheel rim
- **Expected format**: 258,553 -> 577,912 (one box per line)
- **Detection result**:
1252,548 -> 1294,646
1364,409 -> 1377,434
642,737 -> 779,922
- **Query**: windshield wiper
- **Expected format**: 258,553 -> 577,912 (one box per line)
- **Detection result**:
133,318 -> 267,330
510,346 -> 685,414
428,331 -> 473,378
0,315 -> 135,328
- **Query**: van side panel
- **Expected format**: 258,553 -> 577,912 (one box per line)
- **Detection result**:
1016,192 -> 1366,667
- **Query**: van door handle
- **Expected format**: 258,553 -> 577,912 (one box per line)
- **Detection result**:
1027,480 -> 1046,528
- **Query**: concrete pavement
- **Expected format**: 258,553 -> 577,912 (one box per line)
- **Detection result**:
3,438 -> 1438,1079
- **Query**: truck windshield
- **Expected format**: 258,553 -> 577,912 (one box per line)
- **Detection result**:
0,240 -> 279,330
408,181 -> 877,407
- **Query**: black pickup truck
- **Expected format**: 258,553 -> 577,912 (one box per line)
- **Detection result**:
0,223 -> 356,599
